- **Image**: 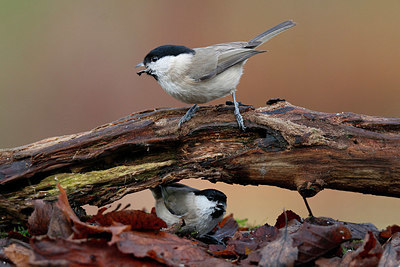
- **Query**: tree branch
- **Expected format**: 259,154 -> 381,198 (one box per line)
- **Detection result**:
1,101 -> 399,225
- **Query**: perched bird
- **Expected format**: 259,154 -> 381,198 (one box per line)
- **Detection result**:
136,20 -> 296,130
150,183 -> 227,236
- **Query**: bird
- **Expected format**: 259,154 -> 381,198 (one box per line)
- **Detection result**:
150,183 -> 227,237
136,20 -> 296,130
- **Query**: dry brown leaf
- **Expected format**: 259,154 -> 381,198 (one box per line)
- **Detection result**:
56,183 -> 130,240
379,224 -> 400,239
28,200 -> 54,236
4,243 -> 31,267
87,208 -> 166,230
306,217 -> 379,240
275,210 -> 302,229
210,224 -> 279,259
47,205 -> 73,238
24,185 -> 396,266
314,256 -> 341,266
113,230 -> 231,266
209,244 -> 238,257
341,231 -> 383,267
258,229 -> 298,267
211,214 -> 239,242
30,236 -> 161,266
341,222 -> 379,240
28,199 -> 73,238
292,222 -> 352,264
378,232 -> 400,267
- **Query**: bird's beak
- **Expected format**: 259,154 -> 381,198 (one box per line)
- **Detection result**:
136,62 -> 148,76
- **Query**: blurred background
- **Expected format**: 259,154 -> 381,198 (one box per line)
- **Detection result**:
1,1 -> 399,228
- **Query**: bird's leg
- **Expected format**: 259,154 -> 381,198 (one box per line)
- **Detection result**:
232,91 -> 246,131
178,104 -> 199,128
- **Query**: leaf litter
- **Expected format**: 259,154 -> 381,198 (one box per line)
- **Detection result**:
2,184 -> 400,266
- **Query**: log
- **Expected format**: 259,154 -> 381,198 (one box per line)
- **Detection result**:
1,100 -> 399,225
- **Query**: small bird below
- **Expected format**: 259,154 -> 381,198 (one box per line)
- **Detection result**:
136,20 -> 296,131
150,183 -> 227,238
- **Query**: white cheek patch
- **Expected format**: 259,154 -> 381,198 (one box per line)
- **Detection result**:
148,56 -> 175,76
194,195 -> 216,212
148,54 -> 194,77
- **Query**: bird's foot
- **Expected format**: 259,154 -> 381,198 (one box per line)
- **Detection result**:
231,91 -> 246,131
178,104 -> 199,128
234,109 -> 246,131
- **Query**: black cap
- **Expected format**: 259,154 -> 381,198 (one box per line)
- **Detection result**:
195,189 -> 227,204
143,45 -> 195,65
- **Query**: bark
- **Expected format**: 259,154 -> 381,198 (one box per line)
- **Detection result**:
1,101 -> 399,225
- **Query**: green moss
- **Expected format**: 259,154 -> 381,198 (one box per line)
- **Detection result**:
13,224 -> 30,237
341,240 -> 364,255
236,218 -> 249,227
14,160 -> 175,200
0,230 -> 7,238
235,218 -> 261,229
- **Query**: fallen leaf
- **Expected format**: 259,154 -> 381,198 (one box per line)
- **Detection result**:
234,225 -> 279,256
47,205 -> 73,238
218,214 -> 235,228
243,251 -> 263,265
275,210 -> 302,229
28,200 -> 54,236
292,222 -> 352,264
113,230 -> 231,266
338,240 -> 364,258
252,224 -> 281,248
314,256 -> 341,266
258,228 -> 298,267
378,232 -> 400,266
30,236 -> 161,266
306,217 -> 379,240
341,231 -> 383,266
3,243 -> 31,267
56,184 -> 89,223
210,224 -> 279,258
56,183 -> 130,240
211,214 -> 239,242
151,207 -> 156,214
88,209 -> 167,230
379,224 -> 400,239
227,237 -> 258,256
341,222 -> 379,240
208,244 -> 237,258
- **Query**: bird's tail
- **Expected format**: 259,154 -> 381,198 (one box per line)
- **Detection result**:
247,20 -> 296,48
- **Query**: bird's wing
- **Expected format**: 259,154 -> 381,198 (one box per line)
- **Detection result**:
187,21 -> 296,81
161,183 -> 199,216
213,46 -> 265,78
186,47 -> 218,81
188,45 -> 265,81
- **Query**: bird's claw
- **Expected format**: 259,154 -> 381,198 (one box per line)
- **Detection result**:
178,104 -> 199,128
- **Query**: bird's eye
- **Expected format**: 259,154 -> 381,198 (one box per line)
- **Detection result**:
151,56 -> 158,62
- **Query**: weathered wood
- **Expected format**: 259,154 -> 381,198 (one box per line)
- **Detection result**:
1,101 -> 399,225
